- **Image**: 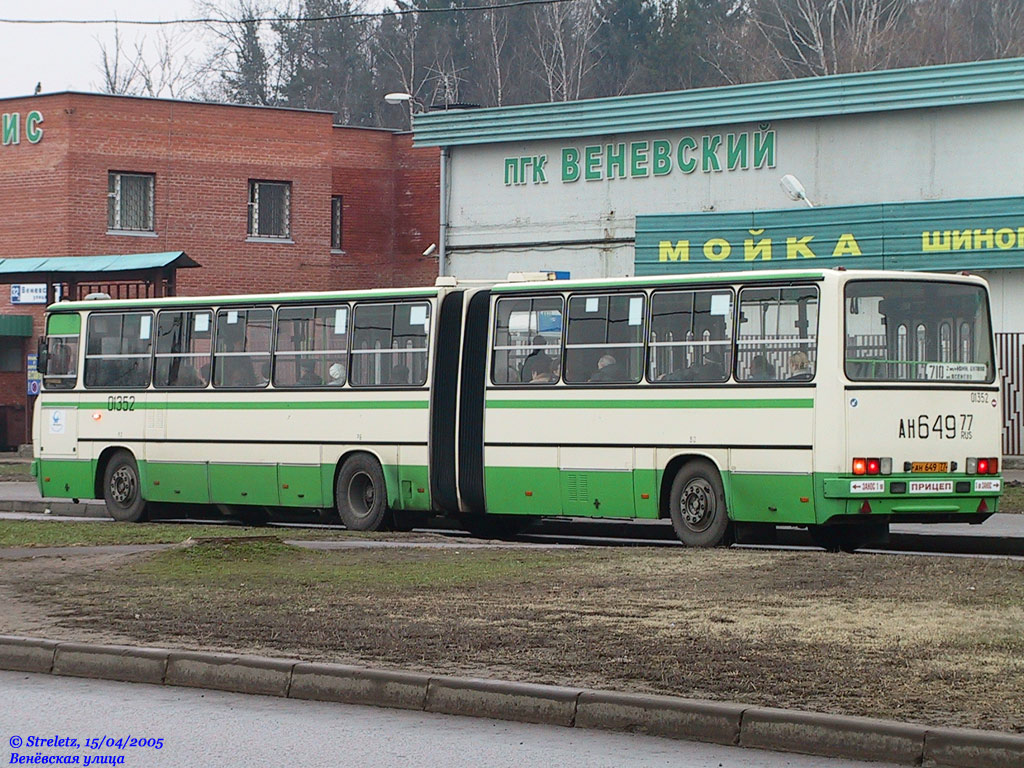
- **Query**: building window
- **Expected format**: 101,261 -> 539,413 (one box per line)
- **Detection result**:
108,172 -> 155,232
331,195 -> 344,250
248,180 -> 291,239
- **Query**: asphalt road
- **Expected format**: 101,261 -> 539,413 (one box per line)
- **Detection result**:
0,672 -> 899,768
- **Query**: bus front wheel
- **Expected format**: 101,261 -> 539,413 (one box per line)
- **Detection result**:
335,455 -> 389,531
668,461 -> 731,547
102,450 -> 148,523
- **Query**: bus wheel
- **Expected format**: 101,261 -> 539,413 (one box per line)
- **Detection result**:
336,455 -> 389,531
669,460 -> 730,547
102,450 -> 148,523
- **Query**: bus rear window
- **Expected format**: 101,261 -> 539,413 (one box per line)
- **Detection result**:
845,280 -> 994,383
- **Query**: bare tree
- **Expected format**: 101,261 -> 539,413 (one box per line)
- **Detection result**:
528,0 -> 604,101
98,24 -> 147,94
746,0 -> 904,78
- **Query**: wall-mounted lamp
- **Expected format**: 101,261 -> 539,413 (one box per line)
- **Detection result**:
779,174 -> 815,208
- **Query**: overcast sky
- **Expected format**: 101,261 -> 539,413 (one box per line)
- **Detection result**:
0,1 -> 392,100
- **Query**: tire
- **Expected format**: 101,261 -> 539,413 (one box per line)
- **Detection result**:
461,515 -> 530,540
335,454 -> 390,531
810,522 -> 888,553
102,450 -> 148,523
668,460 -> 731,547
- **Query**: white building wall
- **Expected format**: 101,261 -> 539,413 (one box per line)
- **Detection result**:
445,101 -> 1024,284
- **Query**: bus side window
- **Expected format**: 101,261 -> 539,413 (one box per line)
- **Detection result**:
564,293 -> 644,385
736,286 -> 819,382
648,290 -> 733,383
213,308 -> 272,389
351,302 -> 430,387
84,312 -> 153,389
42,336 -> 79,390
155,310 -> 212,388
491,296 -> 564,385
274,304 -> 349,388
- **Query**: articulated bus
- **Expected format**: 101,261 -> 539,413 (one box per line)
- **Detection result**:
33,268 -> 1001,550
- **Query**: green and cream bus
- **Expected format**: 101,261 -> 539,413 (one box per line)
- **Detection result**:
33,268 -> 1002,550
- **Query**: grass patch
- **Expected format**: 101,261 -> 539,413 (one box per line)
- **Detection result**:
0,519 -> 369,548
10,540 -> 1024,733
0,463 -> 33,482
999,484 -> 1024,514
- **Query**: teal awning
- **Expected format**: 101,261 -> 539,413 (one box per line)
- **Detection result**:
0,251 -> 198,277
0,315 -> 34,337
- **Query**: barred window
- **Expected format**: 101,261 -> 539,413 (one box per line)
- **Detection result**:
331,195 -> 343,250
107,172 -> 154,232
248,180 -> 291,239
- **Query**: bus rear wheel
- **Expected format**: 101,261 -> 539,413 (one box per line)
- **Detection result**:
668,460 -> 731,547
336,455 -> 389,531
102,450 -> 148,523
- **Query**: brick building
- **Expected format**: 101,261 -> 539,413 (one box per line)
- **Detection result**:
0,92 -> 441,447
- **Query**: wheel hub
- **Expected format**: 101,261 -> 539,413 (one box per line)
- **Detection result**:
347,471 -> 374,518
109,466 -> 136,506
680,478 -> 714,531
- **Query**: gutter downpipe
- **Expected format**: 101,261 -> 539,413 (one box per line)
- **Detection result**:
439,145 -> 450,277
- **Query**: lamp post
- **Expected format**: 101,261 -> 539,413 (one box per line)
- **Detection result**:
384,92 -> 449,278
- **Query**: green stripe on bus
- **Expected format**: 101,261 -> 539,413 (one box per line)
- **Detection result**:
42,400 -> 429,410
485,398 -> 813,409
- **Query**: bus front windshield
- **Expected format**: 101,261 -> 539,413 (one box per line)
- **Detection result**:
845,280 -> 994,383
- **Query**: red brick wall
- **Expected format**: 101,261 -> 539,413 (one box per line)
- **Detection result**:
0,92 -> 440,440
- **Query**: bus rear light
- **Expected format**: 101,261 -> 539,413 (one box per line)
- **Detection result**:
879,458 -> 892,475
966,458 -> 998,475
852,458 -> 867,475
866,458 -> 880,475
859,500 -> 872,514
978,499 -> 989,513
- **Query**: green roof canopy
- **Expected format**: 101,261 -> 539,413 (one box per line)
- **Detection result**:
413,56 -> 1024,146
0,251 -> 198,278
0,315 -> 33,337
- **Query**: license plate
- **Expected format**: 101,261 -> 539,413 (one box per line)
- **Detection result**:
911,462 -> 948,473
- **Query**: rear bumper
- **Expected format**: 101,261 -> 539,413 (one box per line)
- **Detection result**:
817,474 -> 1000,523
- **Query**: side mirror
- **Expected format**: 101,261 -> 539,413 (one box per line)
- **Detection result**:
36,337 -> 48,375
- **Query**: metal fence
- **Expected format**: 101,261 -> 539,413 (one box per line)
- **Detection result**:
996,333 -> 1024,456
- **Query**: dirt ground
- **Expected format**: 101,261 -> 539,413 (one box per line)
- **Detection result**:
1,537 -> 1021,733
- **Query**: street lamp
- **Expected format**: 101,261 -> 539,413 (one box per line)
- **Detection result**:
780,174 -> 815,208
384,92 -> 427,114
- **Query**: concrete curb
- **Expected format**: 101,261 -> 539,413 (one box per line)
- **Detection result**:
2,637 -> 1023,766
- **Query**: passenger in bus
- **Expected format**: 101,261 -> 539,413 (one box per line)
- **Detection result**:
528,354 -> 555,383
389,364 -> 410,385
589,354 -> 624,382
787,351 -> 813,381
328,362 -> 346,385
219,337 -> 258,387
296,359 -> 321,386
749,355 -> 775,381
520,335 -> 553,382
